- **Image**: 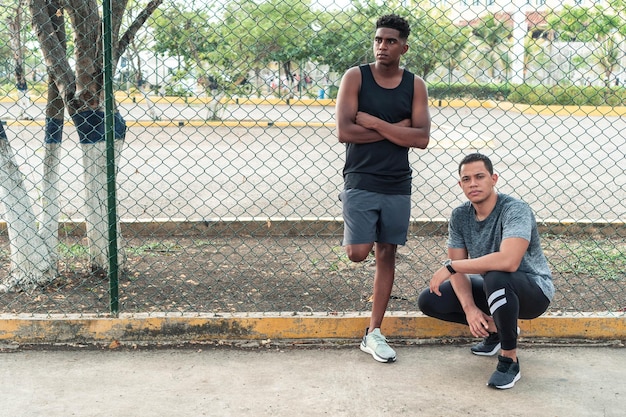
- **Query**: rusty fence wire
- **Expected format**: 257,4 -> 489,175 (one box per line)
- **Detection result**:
0,0 -> 624,316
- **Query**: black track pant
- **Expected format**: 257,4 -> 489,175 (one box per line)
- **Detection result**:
418,271 -> 550,350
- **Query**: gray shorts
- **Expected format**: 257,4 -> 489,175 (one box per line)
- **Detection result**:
339,188 -> 411,246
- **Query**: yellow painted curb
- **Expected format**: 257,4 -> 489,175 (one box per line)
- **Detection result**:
3,98 -> 625,128
3,94 -> 626,116
0,313 -> 623,345
494,101 -> 626,117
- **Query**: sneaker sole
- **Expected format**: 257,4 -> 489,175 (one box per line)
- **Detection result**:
360,343 -> 396,363
471,342 -> 501,356
489,372 -> 521,390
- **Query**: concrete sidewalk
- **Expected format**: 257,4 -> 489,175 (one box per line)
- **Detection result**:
1,343 -> 623,417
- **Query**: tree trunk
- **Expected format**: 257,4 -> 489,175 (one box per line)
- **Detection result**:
81,139 -> 126,270
8,1 -> 32,119
0,126 -> 54,293
40,65 -> 66,259
0,0 -> 163,291
0,2 -> 62,292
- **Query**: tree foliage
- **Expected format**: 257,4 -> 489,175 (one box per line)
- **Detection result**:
404,9 -> 470,81
222,0 -> 316,81
469,13 -> 513,81
548,4 -> 625,85
309,0 -> 394,74
148,0 -> 472,86
151,1 -> 216,69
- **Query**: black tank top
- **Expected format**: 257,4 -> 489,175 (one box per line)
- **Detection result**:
343,64 -> 414,195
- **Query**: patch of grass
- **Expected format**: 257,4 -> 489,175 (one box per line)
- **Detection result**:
552,239 -> 626,281
329,246 -> 350,271
191,239 -> 213,247
126,242 -> 183,256
58,242 -> 89,258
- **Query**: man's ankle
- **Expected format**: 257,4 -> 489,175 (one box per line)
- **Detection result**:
500,349 -> 517,362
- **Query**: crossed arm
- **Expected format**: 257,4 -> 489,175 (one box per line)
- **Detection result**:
335,67 -> 431,149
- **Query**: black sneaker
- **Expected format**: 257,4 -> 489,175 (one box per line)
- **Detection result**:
471,327 -> 521,356
487,355 -> 521,389
470,332 -> 500,356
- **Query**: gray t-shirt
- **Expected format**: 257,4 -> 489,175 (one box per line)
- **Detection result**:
448,193 -> 555,301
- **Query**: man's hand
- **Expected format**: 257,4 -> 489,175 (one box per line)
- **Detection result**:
429,266 -> 450,296
465,306 -> 492,338
355,111 -> 380,130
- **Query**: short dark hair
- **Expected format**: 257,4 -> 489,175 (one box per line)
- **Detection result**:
458,153 -> 494,176
376,14 -> 410,40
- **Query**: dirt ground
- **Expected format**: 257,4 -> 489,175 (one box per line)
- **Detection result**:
1,232 -> 623,316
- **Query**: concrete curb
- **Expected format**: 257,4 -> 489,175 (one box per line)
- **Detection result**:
1,312 -> 624,345
2,218 -> 625,237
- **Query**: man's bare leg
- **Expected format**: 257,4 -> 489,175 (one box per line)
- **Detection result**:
368,242 -> 397,330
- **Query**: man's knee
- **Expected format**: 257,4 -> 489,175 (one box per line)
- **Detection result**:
417,289 -> 435,315
345,244 -> 373,262
483,271 -> 512,293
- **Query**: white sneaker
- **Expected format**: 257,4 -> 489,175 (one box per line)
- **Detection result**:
360,328 -> 396,363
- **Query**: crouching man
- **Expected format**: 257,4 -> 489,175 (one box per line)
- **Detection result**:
418,153 -> 554,389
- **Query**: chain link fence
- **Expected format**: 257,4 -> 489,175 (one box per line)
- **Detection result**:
0,0 -> 624,316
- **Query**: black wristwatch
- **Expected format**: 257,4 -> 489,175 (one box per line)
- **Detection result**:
444,259 -> 456,274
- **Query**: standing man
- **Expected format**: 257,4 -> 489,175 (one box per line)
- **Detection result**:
418,153 -> 555,389
335,14 -> 431,363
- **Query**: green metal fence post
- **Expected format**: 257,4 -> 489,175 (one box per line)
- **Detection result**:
102,0 -> 119,316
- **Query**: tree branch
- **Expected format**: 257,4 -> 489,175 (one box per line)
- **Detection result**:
117,0 -> 163,61
29,0 -> 78,110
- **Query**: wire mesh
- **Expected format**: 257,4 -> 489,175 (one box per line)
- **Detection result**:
0,0 -> 624,316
